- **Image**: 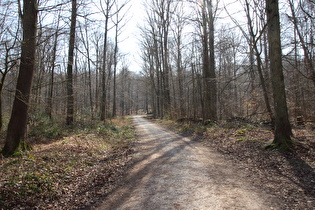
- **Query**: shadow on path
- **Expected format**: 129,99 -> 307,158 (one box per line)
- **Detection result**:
93,116 -> 273,210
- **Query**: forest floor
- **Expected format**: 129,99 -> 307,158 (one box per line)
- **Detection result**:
0,117 -> 137,209
155,116 -> 315,209
0,115 -> 314,209
96,116 -> 315,209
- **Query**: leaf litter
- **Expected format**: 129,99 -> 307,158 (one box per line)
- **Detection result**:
1,116 -> 314,209
158,118 -> 315,209
0,118 -> 136,209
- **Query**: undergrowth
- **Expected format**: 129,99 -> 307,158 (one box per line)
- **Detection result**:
0,116 -> 136,209
157,118 -> 269,144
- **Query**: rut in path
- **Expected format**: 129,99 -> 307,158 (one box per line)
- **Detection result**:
96,116 -> 276,210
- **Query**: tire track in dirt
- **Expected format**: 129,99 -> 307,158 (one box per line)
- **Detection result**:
96,116 -> 277,209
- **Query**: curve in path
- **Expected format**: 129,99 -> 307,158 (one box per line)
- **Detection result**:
96,116 -> 276,210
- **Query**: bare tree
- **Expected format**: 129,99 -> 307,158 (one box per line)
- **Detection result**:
171,2 -> 186,117
244,0 -> 273,122
0,1 -> 20,130
99,0 -> 115,121
287,0 -> 315,87
46,13 -> 61,119
2,0 -> 38,157
140,0 -> 178,118
201,0 -> 217,121
151,0 -> 174,117
112,0 -> 130,118
79,16 -> 94,118
266,0 -> 292,150
66,0 -> 77,125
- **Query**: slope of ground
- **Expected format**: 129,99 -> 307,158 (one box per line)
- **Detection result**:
0,117 -> 136,209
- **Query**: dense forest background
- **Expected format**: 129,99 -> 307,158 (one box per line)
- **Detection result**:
0,0 -> 314,152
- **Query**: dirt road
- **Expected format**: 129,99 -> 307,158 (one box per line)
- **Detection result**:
96,116 -> 277,209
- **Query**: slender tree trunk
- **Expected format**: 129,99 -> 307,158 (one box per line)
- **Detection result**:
288,0 -> 315,88
163,37 -> 171,117
254,47 -> 274,123
83,22 -> 94,119
154,36 -> 162,118
94,39 -> 100,115
293,28 -> 303,124
66,0 -> 77,125
249,39 -> 256,94
160,0 -> 171,117
127,77 -> 132,115
112,20 -> 119,118
100,2 -> 110,121
121,68 -> 126,116
170,67 -> 176,118
176,34 -> 184,117
266,0 -> 292,150
191,62 -> 197,119
244,0 -> 274,123
0,16 -> 19,131
207,0 -> 217,120
106,54 -> 112,117
202,3 -> 210,121
0,75 -> 6,131
2,0 -> 38,157
47,20 -> 60,119
0,45 -> 13,130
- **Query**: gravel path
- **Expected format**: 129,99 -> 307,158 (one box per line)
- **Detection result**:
96,116 -> 277,209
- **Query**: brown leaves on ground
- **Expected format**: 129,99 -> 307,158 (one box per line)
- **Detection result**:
0,118 -> 136,209
1,116 -> 314,209
159,118 -> 315,209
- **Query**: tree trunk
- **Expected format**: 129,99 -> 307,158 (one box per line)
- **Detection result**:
0,43 -> 16,130
100,0 -> 110,121
244,0 -> 274,123
94,35 -> 101,116
207,0 -> 217,121
112,18 -> 119,118
83,20 -> 94,119
0,76 -> 5,131
47,18 -> 60,119
254,47 -> 274,124
266,0 -> 293,150
2,0 -> 38,157
288,0 -> 315,88
176,29 -> 185,117
203,0 -> 217,121
66,0 -> 77,125
202,2 -> 210,121
160,0 -> 171,118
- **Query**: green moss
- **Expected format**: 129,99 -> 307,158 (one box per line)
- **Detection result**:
235,129 -> 248,136
265,139 -> 292,152
235,137 -> 245,142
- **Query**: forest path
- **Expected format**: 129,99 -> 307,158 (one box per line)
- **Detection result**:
96,116 -> 276,210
